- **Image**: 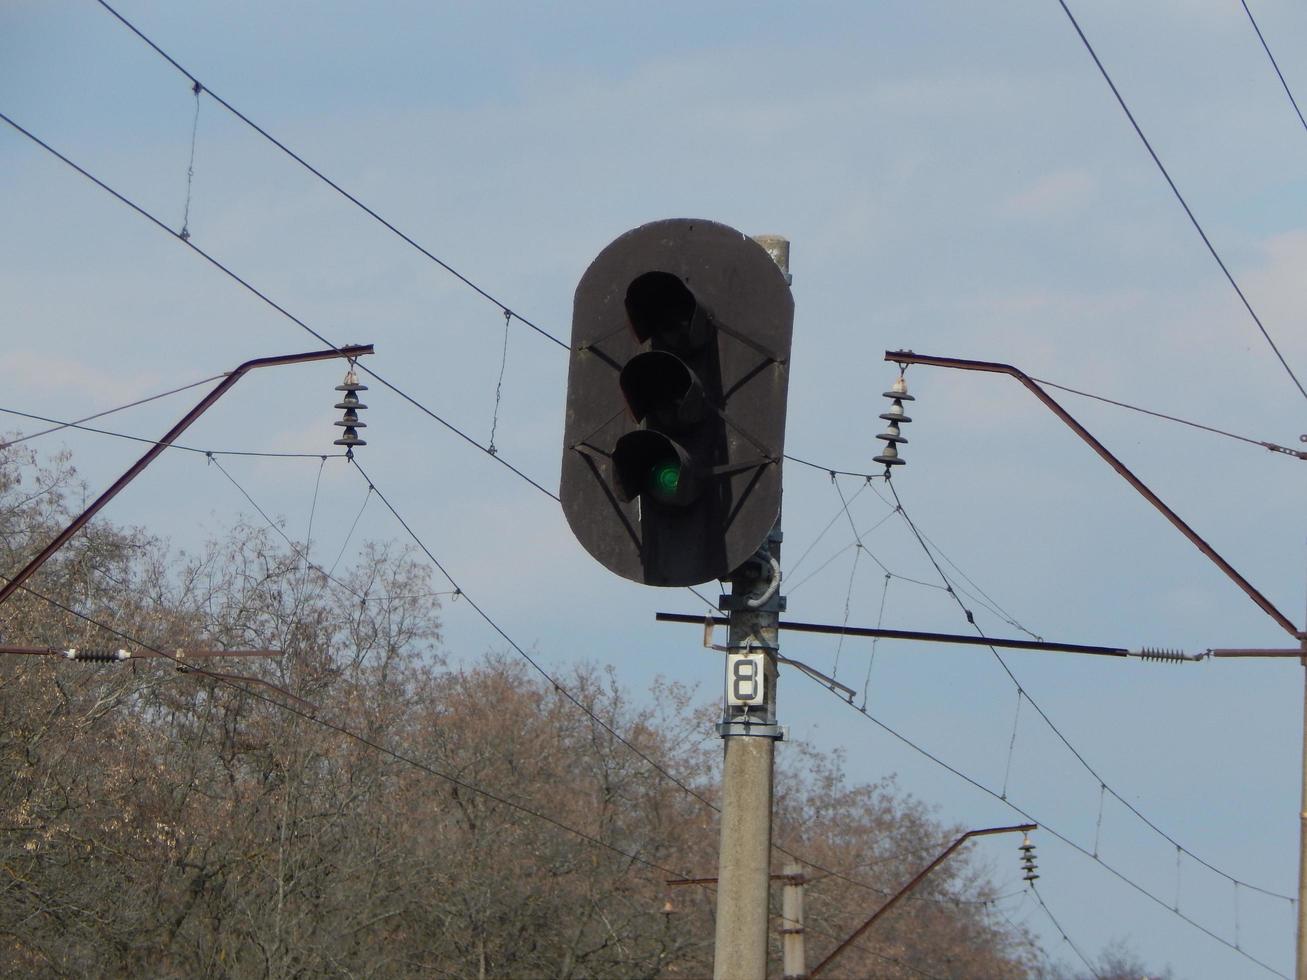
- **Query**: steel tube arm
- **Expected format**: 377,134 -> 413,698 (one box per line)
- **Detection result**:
809,823 -> 1036,977
0,344 -> 372,608
886,351 -> 1299,639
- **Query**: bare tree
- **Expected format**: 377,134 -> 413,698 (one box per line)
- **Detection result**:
0,447 -> 1040,978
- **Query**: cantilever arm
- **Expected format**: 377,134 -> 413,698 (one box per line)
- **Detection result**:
885,351 -> 1299,639
810,822 -> 1037,976
0,344 -> 372,609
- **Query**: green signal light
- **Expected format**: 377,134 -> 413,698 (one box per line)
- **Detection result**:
649,459 -> 682,501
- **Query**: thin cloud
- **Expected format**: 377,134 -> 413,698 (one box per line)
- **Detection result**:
1002,170 -> 1096,219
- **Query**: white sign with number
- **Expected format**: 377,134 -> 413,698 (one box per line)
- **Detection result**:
726,650 -> 766,706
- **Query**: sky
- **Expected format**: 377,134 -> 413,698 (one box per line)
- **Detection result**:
4,1 -> 1307,975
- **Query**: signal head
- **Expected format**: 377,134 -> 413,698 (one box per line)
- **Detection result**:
560,219 -> 794,586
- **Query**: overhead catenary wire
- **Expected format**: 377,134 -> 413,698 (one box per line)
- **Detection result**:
1000,689 -> 1023,801
0,373 -> 226,449
198,457 -> 1002,920
303,455 -> 326,566
205,455 -> 459,610
1092,782 -> 1107,858
0,105 -> 942,907
0,265 -> 1155,961
884,476 -> 1291,903
10,571 -> 951,980
21,4 -> 1291,482
5,576 -> 700,887
487,308 -> 512,456
5,105 -> 1286,966
831,473 -> 867,547
93,0 -> 569,353
178,79 -> 201,240
1054,0 -> 1307,405
789,665 -> 1289,978
787,510 -> 900,596
784,476 -> 948,596
829,476 -> 942,590
326,483 -> 373,579
5,13 -> 1286,977
0,404 -> 347,459
864,480 -> 1044,640
1032,375 -> 1306,460
0,108 -> 885,490
0,90 -> 919,777
859,572 -> 891,710
993,889 -> 1040,942
348,456 -> 723,814
832,542 -> 861,680
913,527 -> 1043,640
1031,883 -> 1102,979
788,477 -> 880,578
829,475 -> 869,680
0,109 -> 561,501
1240,0 -> 1307,141
783,453 -> 891,480
349,455 -> 996,912
886,350 -> 1302,639
51,428 -> 949,916
88,0 -> 903,485
298,454 -> 327,601
206,453 -> 370,604
12,13 -> 1284,958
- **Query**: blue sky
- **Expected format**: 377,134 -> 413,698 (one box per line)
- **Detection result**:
5,1 -> 1307,975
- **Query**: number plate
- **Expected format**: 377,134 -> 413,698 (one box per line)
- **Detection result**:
727,651 -> 766,706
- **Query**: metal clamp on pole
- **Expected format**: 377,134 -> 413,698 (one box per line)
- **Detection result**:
716,633 -> 786,740
720,530 -> 787,613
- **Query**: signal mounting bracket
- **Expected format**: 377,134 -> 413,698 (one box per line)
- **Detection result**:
715,719 -> 787,740
718,592 -> 786,613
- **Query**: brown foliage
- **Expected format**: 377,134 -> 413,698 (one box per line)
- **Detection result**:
0,449 -> 1042,977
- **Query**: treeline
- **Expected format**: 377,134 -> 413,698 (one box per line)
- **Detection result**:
1,447 -> 1146,978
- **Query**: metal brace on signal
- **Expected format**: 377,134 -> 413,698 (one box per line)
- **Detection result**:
719,528 -> 786,614
715,632 -> 787,741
